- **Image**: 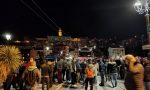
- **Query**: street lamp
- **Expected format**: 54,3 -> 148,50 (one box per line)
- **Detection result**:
4,33 -> 12,45
46,46 -> 50,51
134,0 -> 150,56
5,34 -> 12,41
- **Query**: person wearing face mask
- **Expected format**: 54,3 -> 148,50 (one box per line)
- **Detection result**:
124,54 -> 144,90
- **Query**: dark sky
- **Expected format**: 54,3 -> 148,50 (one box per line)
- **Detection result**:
0,0 -> 148,40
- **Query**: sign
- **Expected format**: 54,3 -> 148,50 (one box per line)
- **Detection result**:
108,47 -> 125,57
147,24 -> 150,32
142,45 -> 150,50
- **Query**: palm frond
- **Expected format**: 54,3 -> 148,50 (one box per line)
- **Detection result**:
0,46 -> 23,83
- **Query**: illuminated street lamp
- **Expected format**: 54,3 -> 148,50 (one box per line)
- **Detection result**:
4,33 -> 12,45
134,0 -> 150,56
5,33 -> 12,41
45,46 -> 50,56
46,46 -> 50,51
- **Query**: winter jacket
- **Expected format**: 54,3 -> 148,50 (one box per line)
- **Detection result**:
124,63 -> 144,90
99,61 -> 107,72
41,64 -> 50,76
22,66 -> 41,83
107,62 -> 117,73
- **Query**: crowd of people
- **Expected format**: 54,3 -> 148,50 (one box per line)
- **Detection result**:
2,54 -> 150,90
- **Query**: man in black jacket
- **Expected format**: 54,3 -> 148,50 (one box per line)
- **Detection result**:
41,60 -> 50,90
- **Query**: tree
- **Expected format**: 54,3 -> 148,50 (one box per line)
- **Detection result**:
0,46 -> 22,83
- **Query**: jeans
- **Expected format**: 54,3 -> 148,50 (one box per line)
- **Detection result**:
145,82 -> 150,90
66,69 -> 71,81
110,73 -> 117,87
100,71 -> 105,85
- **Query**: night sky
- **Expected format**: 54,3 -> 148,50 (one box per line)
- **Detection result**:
0,0 -> 148,40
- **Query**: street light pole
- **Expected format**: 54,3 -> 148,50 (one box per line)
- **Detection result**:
134,0 -> 150,56
146,13 -> 150,43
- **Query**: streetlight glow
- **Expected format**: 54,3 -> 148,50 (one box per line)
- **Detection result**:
134,0 -> 144,14
5,34 -> 12,41
46,46 -> 50,50
134,1 -> 142,6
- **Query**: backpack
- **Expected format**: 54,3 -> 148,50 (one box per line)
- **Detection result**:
86,68 -> 94,78
25,68 -> 37,86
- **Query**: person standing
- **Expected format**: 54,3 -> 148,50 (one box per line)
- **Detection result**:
76,59 -> 81,83
62,59 -> 67,81
48,60 -> 54,88
80,61 -> 87,85
66,59 -> 72,83
124,54 -> 144,90
71,59 -> 77,87
22,60 -> 41,90
99,60 -> 107,86
93,61 -> 98,84
40,60 -> 50,90
85,64 -> 95,90
107,57 -> 118,88
57,58 -> 63,83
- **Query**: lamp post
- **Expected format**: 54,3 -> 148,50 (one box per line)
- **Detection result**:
134,0 -> 150,56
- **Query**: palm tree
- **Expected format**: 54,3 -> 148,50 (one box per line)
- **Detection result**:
0,46 -> 23,83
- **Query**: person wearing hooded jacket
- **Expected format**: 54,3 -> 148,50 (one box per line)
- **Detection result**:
22,58 -> 41,90
124,54 -> 144,90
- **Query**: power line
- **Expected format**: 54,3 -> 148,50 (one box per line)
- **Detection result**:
32,0 -> 60,29
31,0 -> 68,36
20,0 -> 57,32
20,0 -> 69,36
